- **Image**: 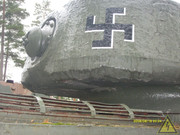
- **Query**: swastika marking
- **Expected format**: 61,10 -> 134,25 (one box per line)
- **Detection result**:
85,8 -> 134,49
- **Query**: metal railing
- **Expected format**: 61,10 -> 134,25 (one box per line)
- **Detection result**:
0,92 -> 165,122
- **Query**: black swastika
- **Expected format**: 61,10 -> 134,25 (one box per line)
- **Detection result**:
85,8 -> 134,49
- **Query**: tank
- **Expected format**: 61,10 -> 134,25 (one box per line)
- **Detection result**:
22,0 -> 180,112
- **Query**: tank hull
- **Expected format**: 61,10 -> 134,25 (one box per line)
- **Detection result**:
22,0 -> 180,112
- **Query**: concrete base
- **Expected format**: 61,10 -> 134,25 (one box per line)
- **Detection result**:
0,123 -> 167,135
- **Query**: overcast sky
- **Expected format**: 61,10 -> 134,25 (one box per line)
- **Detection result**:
8,0 -> 180,82
22,0 -> 71,29
173,0 -> 180,2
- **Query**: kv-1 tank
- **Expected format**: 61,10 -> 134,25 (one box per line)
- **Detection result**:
22,0 -> 180,112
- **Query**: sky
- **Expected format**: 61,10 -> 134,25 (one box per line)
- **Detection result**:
23,0 -> 71,30
7,0 -> 180,83
173,0 -> 180,2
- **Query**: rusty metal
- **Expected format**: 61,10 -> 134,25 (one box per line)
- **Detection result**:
0,92 -> 166,122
